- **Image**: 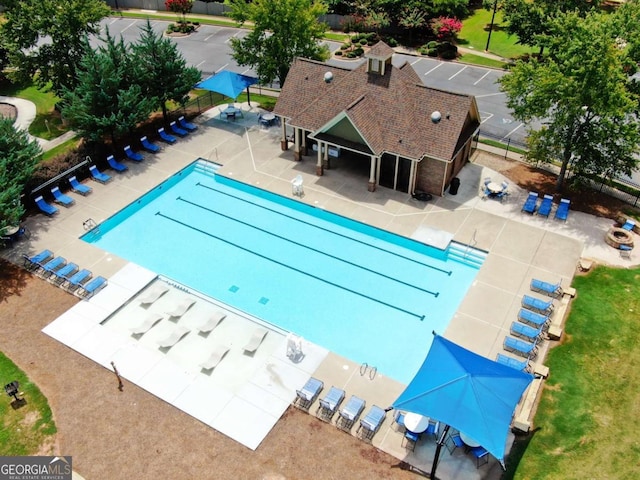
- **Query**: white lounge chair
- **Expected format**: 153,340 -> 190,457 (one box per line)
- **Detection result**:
199,345 -> 230,370
157,326 -> 190,348
291,175 -> 304,196
138,284 -> 169,305
130,313 -> 163,335
244,328 -> 268,353
286,333 -> 303,360
197,311 -> 227,334
166,298 -> 195,318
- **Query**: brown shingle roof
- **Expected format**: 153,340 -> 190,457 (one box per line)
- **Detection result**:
274,43 -> 480,161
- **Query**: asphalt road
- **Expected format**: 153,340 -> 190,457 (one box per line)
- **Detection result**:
101,17 -> 529,147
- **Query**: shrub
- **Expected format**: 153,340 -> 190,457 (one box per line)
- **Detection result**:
386,37 -> 398,47
335,50 -> 343,56
354,47 -> 364,56
346,51 -> 358,58
437,41 -> 458,60
428,48 -> 438,57
340,43 -> 349,50
430,16 -> 463,41
427,41 -> 438,49
359,39 -> 368,46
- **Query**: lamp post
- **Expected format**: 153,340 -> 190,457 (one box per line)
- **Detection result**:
485,0 -> 499,52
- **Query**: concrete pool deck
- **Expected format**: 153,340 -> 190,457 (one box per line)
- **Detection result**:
2,102 -> 635,478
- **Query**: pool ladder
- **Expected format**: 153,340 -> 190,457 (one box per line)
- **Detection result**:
463,229 -> 478,260
360,362 -> 377,380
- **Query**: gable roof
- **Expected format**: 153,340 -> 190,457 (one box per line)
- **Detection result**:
274,43 -> 480,161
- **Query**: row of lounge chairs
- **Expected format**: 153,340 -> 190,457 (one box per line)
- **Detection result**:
521,192 -> 571,221
157,116 -> 198,144
22,249 -> 107,298
293,378 -> 387,440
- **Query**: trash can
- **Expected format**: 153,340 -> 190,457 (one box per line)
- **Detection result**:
449,177 -> 461,195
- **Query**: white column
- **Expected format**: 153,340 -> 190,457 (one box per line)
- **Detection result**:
294,128 -> 301,161
316,142 -> 323,176
368,156 -> 377,191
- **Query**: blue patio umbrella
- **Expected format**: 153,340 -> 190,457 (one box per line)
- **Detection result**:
391,334 -> 533,477
195,70 -> 259,105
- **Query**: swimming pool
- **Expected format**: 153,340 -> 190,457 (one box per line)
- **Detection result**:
83,160 -> 483,384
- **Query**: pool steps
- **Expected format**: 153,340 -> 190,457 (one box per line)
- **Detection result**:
194,159 -> 220,177
447,242 -> 487,269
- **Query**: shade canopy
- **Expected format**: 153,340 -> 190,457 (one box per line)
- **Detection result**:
392,335 -> 533,465
195,70 -> 258,99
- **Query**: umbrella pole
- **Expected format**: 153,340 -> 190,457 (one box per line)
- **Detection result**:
429,424 -> 450,479
246,86 -> 251,106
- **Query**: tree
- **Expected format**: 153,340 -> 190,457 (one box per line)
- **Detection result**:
130,20 -> 201,122
225,0 -> 330,86
61,32 -> 155,144
166,0 -> 194,25
0,118 -> 41,232
499,10 -> 640,192
0,0 -> 110,96
398,6 -> 427,46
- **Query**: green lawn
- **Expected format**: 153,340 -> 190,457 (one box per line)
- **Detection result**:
458,53 -> 508,69
0,352 -> 57,455
507,266 -> 640,479
458,7 -> 533,59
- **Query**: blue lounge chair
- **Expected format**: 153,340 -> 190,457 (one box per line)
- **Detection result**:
178,116 -> 197,132
51,187 -> 74,206
336,395 -> 366,431
316,386 -> 345,422
106,155 -> 128,172
530,278 -> 563,298
51,262 -> 79,285
68,176 -> 92,196
23,249 -> 53,270
521,192 -> 538,214
510,321 -> 544,342
518,308 -> 550,328
622,219 -> 635,231
554,198 -> 570,221
170,121 -> 188,137
34,196 -> 59,216
89,165 -> 111,183
62,269 -> 92,291
140,136 -> 160,153
77,275 -> 107,298
537,194 -> 553,217
38,256 -> 66,277
496,353 -> 530,372
294,377 -> 323,410
522,295 -> 554,315
504,336 -> 538,359
124,145 -> 144,162
158,127 -> 177,144
357,405 -> 386,440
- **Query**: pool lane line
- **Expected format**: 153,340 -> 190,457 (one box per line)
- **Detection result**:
176,196 -> 440,298
194,182 -> 452,276
155,211 -> 427,321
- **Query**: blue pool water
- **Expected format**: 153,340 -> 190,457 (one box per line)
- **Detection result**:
83,161 -> 483,384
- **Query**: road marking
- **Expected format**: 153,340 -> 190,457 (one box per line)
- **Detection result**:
109,18 -> 118,25
196,60 -> 206,69
241,68 -> 252,75
476,92 -> 505,98
424,63 -> 443,76
410,58 -> 422,65
503,123 -> 524,139
480,112 -> 494,124
224,31 -> 241,44
474,70 -> 492,85
448,65 -> 467,80
216,64 -> 229,73
121,20 -> 138,33
204,32 -> 217,42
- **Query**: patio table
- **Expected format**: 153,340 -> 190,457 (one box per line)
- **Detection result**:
404,412 -> 430,433
460,432 -> 481,448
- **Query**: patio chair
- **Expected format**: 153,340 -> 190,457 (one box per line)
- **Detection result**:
170,121 -> 188,137
51,262 -> 79,285
425,419 -> 440,439
124,145 -> 144,162
157,326 -> 190,349
521,192 -> 538,214
130,313 -> 163,335
521,294 -> 554,315
336,395 -> 366,431
197,311 -> 227,334
510,321 -> 544,342
294,377 -> 324,411
356,405 -> 386,441
393,410 -> 406,432
316,386 -> 345,422
77,276 -> 108,299
107,154 -> 128,172
138,284 -> 169,305
403,430 -> 420,451
89,165 -> 111,183
62,268 -> 92,291
622,219 -> 636,231
165,298 -> 195,318
470,446 -> 490,468
140,136 -> 160,153
23,249 -> 53,270
291,174 -> 304,197
34,196 -> 59,216
496,353 -> 530,372
51,187 -> 74,206
517,308 -> 550,329
536,194 -> 554,217
178,116 -> 198,132
37,256 -> 66,277
620,244 -> 632,259
530,278 -> 563,298
199,345 -> 230,370
158,127 -> 177,144
554,198 -> 571,221
286,332 -> 303,360
243,328 -> 268,353
445,431 -> 466,455
503,336 -> 538,359
69,176 -> 92,196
